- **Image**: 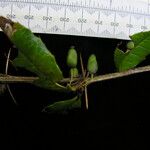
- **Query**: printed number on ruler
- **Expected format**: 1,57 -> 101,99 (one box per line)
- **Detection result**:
0,0 -> 150,39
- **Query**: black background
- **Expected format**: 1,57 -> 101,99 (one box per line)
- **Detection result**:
0,32 -> 150,149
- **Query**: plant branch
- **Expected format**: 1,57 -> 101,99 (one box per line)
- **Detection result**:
0,74 -> 39,83
86,65 -> 150,85
0,65 -> 150,85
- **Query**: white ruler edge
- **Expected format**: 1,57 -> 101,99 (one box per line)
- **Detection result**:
0,0 -> 150,40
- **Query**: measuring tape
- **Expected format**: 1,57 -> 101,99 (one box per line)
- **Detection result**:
0,0 -> 150,39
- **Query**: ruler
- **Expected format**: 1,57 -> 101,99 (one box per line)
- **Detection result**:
0,0 -> 150,39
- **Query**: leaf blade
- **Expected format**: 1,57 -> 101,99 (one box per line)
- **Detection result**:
119,31 -> 150,71
43,96 -> 81,114
11,23 -> 63,82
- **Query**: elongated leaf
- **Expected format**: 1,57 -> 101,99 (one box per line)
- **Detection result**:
0,17 -> 66,91
11,23 -> 63,82
117,31 -> 150,71
43,96 -> 81,114
13,51 -> 67,91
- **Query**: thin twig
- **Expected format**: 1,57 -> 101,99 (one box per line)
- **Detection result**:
5,48 -> 11,74
5,48 -> 18,105
0,65 -> 150,85
84,86 -> 88,110
80,53 -> 86,78
6,84 -> 17,104
80,53 -> 89,109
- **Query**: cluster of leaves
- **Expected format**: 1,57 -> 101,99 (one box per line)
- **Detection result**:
1,16 -> 150,113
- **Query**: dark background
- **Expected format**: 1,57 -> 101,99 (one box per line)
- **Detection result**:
0,32 -> 150,149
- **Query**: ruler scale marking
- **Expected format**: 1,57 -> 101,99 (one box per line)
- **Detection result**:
1,0 -> 150,39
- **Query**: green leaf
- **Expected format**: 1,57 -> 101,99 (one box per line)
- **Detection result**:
13,51 -> 67,91
114,48 -> 126,71
11,23 -> 63,81
43,96 -> 81,114
8,23 -> 66,90
13,51 -> 41,75
118,31 -> 150,71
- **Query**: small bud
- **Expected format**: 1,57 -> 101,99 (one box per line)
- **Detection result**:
70,68 -> 79,78
87,54 -> 98,74
67,46 -> 77,68
127,41 -> 134,50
